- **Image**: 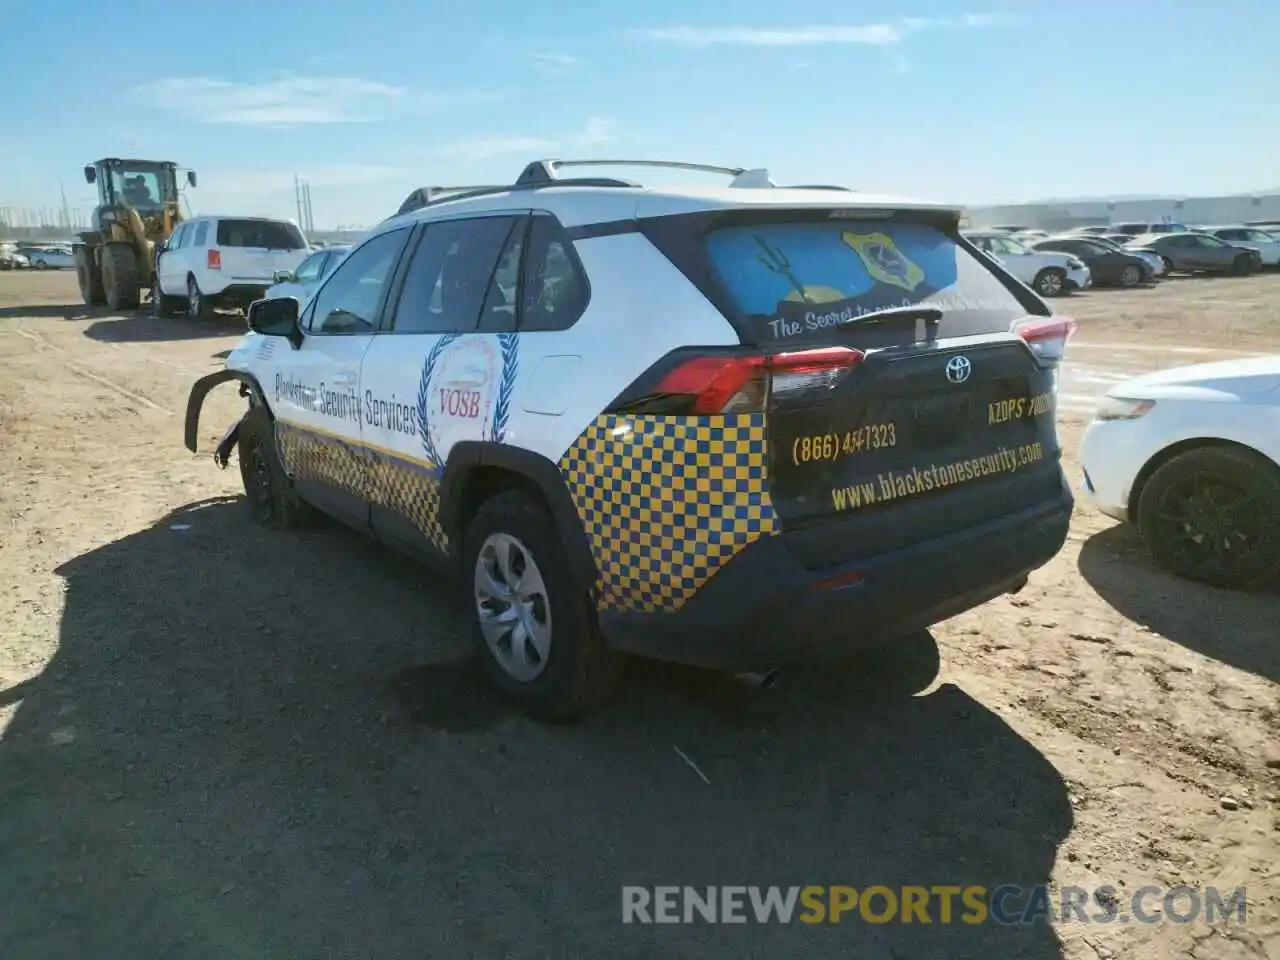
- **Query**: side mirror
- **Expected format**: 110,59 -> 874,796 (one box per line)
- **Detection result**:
246,297 -> 303,349
187,170 -> 198,188
84,166 -> 96,185
273,269 -> 294,284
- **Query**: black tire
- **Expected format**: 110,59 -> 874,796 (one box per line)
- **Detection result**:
154,288 -> 184,317
187,274 -> 214,321
463,489 -> 624,721
1118,264 -> 1143,288
1136,446 -> 1280,590
74,246 -> 105,306
101,242 -> 140,311
1161,256 -> 1175,276
1032,268 -> 1067,297
1231,255 -> 1254,277
236,406 -> 313,529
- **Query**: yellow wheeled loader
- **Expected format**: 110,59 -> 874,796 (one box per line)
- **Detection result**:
72,158 -> 196,311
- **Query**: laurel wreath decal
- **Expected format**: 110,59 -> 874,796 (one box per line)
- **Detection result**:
416,333 -> 458,472
492,332 -> 519,443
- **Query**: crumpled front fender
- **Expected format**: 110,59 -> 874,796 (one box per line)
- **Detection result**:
184,370 -> 267,464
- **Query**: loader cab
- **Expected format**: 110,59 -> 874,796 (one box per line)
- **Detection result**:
84,158 -> 194,212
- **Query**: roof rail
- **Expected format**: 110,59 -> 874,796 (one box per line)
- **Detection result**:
786,184 -> 854,192
515,159 -> 775,189
394,184 -> 512,217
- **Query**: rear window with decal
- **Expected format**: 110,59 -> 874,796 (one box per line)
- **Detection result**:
705,220 -> 1028,344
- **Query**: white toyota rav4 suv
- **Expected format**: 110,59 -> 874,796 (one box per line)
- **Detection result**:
964,230 -> 1091,298
155,215 -> 311,319
185,159 -> 1075,719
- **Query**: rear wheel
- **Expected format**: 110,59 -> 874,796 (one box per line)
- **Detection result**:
187,274 -> 213,321
236,406 -> 312,529
464,489 -> 624,721
101,242 -> 140,311
1032,268 -> 1066,297
1161,256 -> 1175,275
74,246 -> 105,306
1136,446 -> 1280,589
1118,264 -> 1143,287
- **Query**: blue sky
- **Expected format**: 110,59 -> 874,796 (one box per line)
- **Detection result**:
2,0 -> 1277,229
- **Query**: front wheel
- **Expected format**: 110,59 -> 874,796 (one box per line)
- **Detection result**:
1136,446 -> 1280,589
464,490 -> 624,721
1161,256 -> 1175,276
1118,264 -> 1143,288
236,406 -> 313,529
1032,268 -> 1067,297
1231,255 -> 1254,277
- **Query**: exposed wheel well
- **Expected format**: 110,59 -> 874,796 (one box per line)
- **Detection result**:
1128,437 -> 1280,519
457,466 -> 544,533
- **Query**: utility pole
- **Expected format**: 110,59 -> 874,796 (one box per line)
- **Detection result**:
294,173 -> 303,226
303,181 -> 315,233
59,181 -> 71,231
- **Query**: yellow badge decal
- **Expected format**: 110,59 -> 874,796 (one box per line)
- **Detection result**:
842,232 -> 926,292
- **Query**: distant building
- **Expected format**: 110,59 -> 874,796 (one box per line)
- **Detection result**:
966,193 -> 1280,231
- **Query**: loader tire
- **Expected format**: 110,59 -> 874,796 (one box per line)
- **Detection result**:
75,246 -> 106,307
101,241 -> 141,312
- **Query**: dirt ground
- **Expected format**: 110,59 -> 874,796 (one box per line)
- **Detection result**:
0,269 -> 1277,960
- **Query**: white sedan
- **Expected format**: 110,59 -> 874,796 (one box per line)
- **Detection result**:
1079,356 -> 1280,589
24,247 -> 76,269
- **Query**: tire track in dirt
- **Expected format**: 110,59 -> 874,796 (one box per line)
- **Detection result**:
4,325 -> 172,415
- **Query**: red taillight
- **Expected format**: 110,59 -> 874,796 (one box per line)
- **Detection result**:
652,347 -> 863,414
207,249 -> 222,270
1012,315 -> 1075,362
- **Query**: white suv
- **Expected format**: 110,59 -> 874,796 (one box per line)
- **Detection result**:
964,230 -> 1091,297
155,215 -> 311,319
185,159 -> 1075,719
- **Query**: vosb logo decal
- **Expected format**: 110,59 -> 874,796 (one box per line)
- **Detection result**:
417,334 -> 519,470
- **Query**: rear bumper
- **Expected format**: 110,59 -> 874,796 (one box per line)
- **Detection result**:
208,283 -> 269,308
599,483 -> 1074,671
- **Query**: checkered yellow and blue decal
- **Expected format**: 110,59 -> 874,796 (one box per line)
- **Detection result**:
276,420 -> 450,553
558,413 -> 778,613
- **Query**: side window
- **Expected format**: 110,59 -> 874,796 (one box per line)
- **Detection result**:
389,216 -> 518,334
308,228 -> 411,336
193,221 -> 209,247
294,251 -> 327,283
521,216 -> 588,331
170,224 -> 189,249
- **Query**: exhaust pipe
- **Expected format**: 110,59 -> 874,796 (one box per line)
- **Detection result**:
733,669 -> 781,692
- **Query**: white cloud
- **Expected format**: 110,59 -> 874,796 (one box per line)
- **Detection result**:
135,75 -> 493,125
629,15 -> 1004,48
207,164 -> 412,196
430,136 -> 559,163
630,24 -> 903,48
420,118 -> 618,165
528,52 -> 582,76
571,117 -> 617,151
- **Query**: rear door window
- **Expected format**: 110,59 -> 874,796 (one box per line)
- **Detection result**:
216,219 -> 307,250
705,220 -> 1030,345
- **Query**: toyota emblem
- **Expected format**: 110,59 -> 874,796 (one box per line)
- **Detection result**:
945,355 -> 972,384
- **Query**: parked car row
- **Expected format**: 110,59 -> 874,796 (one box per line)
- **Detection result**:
973,220 -> 1279,288
0,241 -> 75,269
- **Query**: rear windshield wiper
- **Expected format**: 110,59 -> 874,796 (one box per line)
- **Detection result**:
837,305 -> 943,330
